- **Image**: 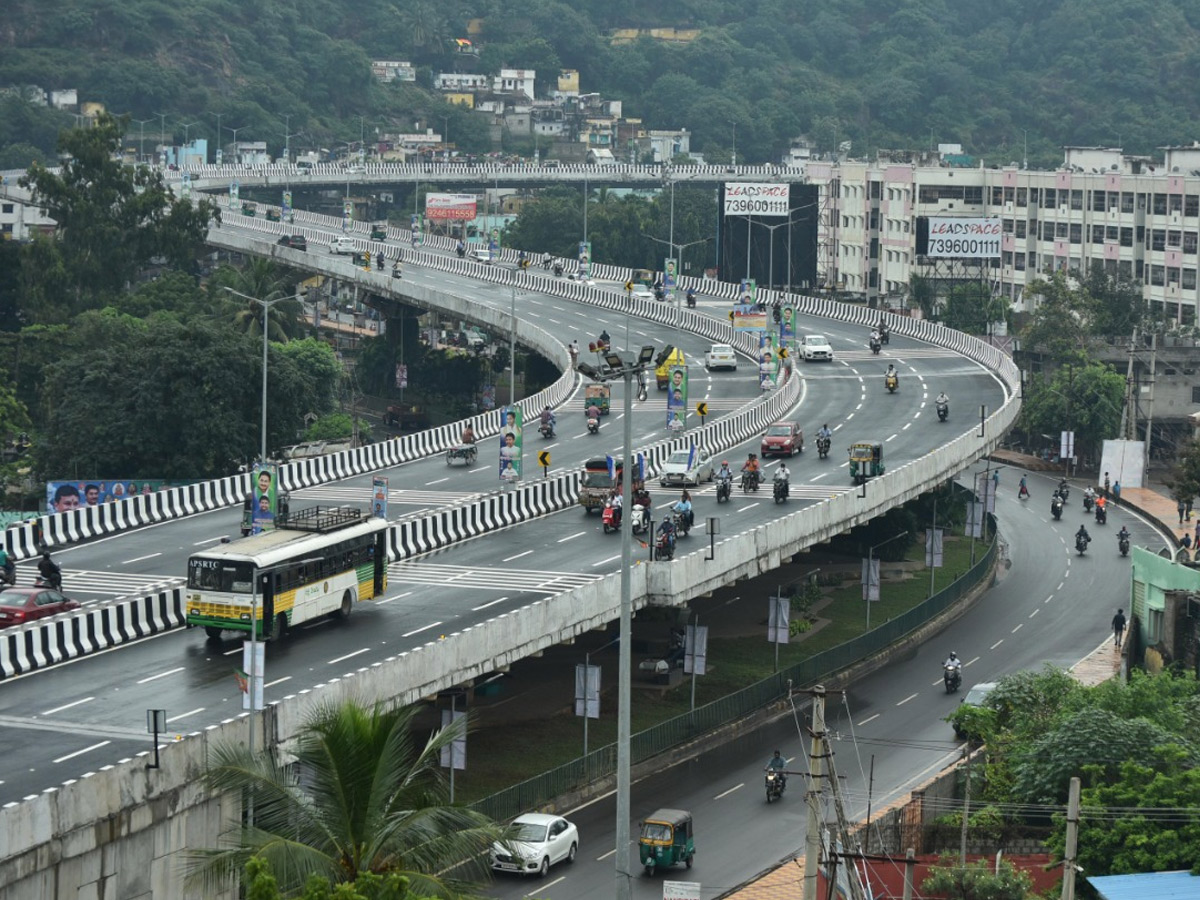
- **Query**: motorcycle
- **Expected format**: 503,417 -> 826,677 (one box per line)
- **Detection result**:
765,770 -> 785,803
943,664 -> 962,694
376,255 -> 385,270
587,417 -> 600,435
1083,494 -> 1094,513
654,530 -> 676,561
456,244 -> 466,259
672,510 -> 692,537
686,291 -> 697,308
817,436 -> 831,459
716,477 -> 732,503
35,573 -> 62,591
885,373 -> 899,393
936,401 -> 949,422
553,262 -> 564,277
1075,533 -> 1090,556
1051,496 -> 1064,520
630,503 -> 649,535
539,421 -> 556,439
1119,535 -> 1130,556
773,477 -> 789,504
0,562 -> 15,586
1057,483 -> 1070,504
741,470 -> 760,493
1095,504 -> 1107,525
880,327 -> 890,345
602,501 -> 623,534
869,338 -> 881,355
654,286 -> 665,302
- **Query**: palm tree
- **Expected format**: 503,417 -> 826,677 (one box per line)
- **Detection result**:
186,701 -> 502,898
212,257 -> 307,341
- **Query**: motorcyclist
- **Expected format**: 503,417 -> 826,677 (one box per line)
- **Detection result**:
657,514 -> 677,547
608,489 -> 623,526
943,651 -> 962,679
767,750 -> 787,772
517,249 -> 527,267
456,239 -> 466,257
540,405 -> 556,430
686,288 -> 697,306
716,460 -> 734,482
1084,485 -> 1095,504
673,490 -> 694,529
0,545 -> 13,584
633,485 -> 652,511
816,423 -> 832,443
936,391 -> 949,407
870,329 -> 881,345
742,453 -> 761,487
886,364 -> 897,379
586,404 -> 601,431
1117,525 -> 1130,545
376,251 -> 385,270
460,424 -> 476,444
598,329 -> 610,348
542,252 -> 553,269
38,550 -> 62,590
1076,524 -> 1091,546
1059,478 -> 1070,497
775,461 -> 790,487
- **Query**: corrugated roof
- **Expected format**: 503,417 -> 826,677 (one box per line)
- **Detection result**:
1090,870 -> 1200,900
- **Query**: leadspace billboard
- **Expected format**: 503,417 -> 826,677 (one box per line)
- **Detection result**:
916,216 -> 1002,259
723,182 -> 790,217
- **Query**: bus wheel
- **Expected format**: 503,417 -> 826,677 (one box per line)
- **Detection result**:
271,614 -> 288,641
337,591 -> 354,619
204,626 -> 223,640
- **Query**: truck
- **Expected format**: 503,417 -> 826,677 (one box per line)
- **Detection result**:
578,457 -> 622,513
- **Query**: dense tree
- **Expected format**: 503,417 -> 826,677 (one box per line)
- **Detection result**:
1164,439 -> 1200,507
243,855 -> 437,899
940,283 -> 1010,335
18,112 -> 219,318
186,701 -> 502,898
1019,359 -> 1124,461
1019,271 -> 1098,363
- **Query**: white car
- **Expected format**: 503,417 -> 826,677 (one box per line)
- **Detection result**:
329,236 -> 357,255
469,247 -> 494,265
659,447 -> 715,487
491,813 -> 578,877
630,284 -> 655,301
801,334 -> 834,362
704,343 -> 738,371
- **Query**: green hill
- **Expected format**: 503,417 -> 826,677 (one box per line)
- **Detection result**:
4,0 -> 1200,166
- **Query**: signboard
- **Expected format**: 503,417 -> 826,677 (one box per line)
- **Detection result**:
917,216 -> 1002,259
425,193 -> 478,220
925,528 -> 944,567
733,305 -> 767,332
683,624 -> 707,675
395,363 -> 408,388
439,708 -> 466,770
666,365 -> 688,430
499,406 -> 523,482
342,199 -> 353,232
372,475 -> 389,519
410,213 -> 424,245
574,664 -> 601,719
578,241 -> 592,279
723,182 -> 790,216
768,596 -> 790,645
663,881 -> 702,900
861,557 -> 880,602
45,479 -> 181,512
229,181 -> 239,208
251,463 -> 277,534
663,256 -> 678,300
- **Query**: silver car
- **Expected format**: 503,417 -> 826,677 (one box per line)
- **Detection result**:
659,447 -> 715,486
491,813 -> 579,877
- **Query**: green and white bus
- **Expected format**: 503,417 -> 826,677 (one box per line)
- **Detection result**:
185,507 -> 389,640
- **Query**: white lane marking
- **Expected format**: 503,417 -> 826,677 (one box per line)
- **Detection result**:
811,472 -> 828,481
264,676 -> 291,688
738,503 -> 760,512
41,697 -> 95,716
136,667 -> 185,685
902,422 -> 912,430
557,531 -> 586,543
714,783 -> 744,800
193,536 -> 227,545
426,477 -> 449,486
965,656 -> 980,666
990,639 -> 1004,650
537,876 -> 567,892
856,713 -> 880,727
504,550 -> 534,562
1045,595 -> 1054,603
122,552 -> 161,565
223,646 -> 241,657
328,648 -> 371,665
596,849 -> 617,861
470,466 -> 490,473
846,412 -> 855,420
1012,623 -> 1023,633
1057,582 -> 1064,591
54,741 -> 111,764
402,621 -> 443,638
1029,608 -> 1040,617
886,433 -> 898,442
592,554 -> 621,567
166,708 -> 205,724
376,591 -> 413,605
897,693 -> 919,706
472,596 -> 510,611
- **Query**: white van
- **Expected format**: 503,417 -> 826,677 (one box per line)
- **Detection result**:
330,236 -> 357,255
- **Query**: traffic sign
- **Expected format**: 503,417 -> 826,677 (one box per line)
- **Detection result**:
624,280 -> 634,292
728,311 -> 735,322
695,402 -> 708,417
538,451 -> 551,468
779,347 -> 789,359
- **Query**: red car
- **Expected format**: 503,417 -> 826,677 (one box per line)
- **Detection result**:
0,587 -> 82,628
761,421 -> 804,457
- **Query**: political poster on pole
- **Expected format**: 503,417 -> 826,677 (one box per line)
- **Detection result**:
579,241 -> 593,279
974,472 -> 996,514
439,708 -> 466,771
964,501 -> 983,538
251,463 -> 277,534
499,406 -> 523,482
371,475 -> 389,519
282,190 -> 292,222
684,624 -> 708,675
342,199 -> 353,232
861,557 -> 880,602
181,172 -> 192,199
242,640 -> 264,712
768,595 -> 790,644
574,664 -> 601,719
230,181 -> 239,208
664,257 -> 678,301
666,365 -> 688,431
925,528 -> 944,567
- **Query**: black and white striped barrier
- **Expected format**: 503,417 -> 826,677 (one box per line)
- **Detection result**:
0,586 -> 186,680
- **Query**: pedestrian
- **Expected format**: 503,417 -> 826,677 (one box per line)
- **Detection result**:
1103,472 -> 1111,499
1194,520 -> 1200,545
1111,608 -> 1126,649
1187,499 -> 1194,522
1179,498 -> 1187,525
1112,480 -> 1121,503
1018,474 -> 1029,499
1183,533 -> 1194,551
992,469 -> 1000,493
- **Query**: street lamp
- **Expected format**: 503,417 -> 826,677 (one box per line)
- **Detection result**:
224,287 -> 305,465
228,126 -> 247,165
132,118 -> 153,164
865,531 -> 909,629
577,344 -> 658,900
750,218 -> 791,294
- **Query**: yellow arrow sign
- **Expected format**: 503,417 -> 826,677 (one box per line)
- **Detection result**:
625,281 -> 634,292
696,402 -> 709,417
779,347 -> 789,359
728,311 -> 735,322
538,451 -> 551,467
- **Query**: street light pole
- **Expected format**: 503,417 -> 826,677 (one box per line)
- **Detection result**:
132,118 -> 153,164
866,531 -> 909,630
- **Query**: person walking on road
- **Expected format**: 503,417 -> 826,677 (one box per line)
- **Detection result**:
1018,474 -> 1029,499
1179,498 -> 1188,525
1112,608 -> 1126,649
1103,472 -> 1111,499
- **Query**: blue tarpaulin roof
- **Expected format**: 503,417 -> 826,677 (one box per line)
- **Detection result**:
1090,870 -> 1200,900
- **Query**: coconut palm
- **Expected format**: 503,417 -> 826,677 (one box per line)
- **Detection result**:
211,257 -> 307,341
186,701 -> 502,898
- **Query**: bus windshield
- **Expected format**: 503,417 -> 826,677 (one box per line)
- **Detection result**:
188,558 -> 254,592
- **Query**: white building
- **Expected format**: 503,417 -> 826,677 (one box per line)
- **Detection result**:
495,69 -> 535,101
805,146 -> 1200,323
0,193 -> 55,241
48,89 -> 78,110
645,129 -> 690,163
435,73 -> 489,92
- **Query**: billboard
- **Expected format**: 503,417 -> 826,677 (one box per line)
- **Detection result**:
45,479 -> 182,513
723,182 -> 790,217
425,193 -> 478,220
916,216 -> 1002,259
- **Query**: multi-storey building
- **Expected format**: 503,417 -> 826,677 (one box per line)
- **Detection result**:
805,145 -> 1200,325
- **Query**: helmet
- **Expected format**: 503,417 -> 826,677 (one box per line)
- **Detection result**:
42,550 -> 51,559
949,652 -> 958,660
722,460 -> 728,466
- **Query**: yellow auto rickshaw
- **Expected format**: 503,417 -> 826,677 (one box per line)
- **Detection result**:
639,808 -> 694,876
631,268 -> 655,288
848,441 -> 885,484
656,347 -> 685,390
265,208 -> 281,222
584,383 -> 611,415
241,202 -> 257,217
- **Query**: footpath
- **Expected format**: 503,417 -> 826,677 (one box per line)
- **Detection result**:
723,449 -> 1165,900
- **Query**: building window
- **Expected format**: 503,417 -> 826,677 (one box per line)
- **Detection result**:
1169,230 -> 1182,249
1016,252 -> 1026,271
1119,260 -> 1133,279
1168,267 -> 1180,285
1150,264 -> 1164,286
1170,194 -> 1183,214
1146,608 -> 1163,643
1043,188 -> 1057,208
1185,232 -> 1198,254
1153,194 -> 1168,215
965,186 -> 983,204
1016,220 -> 1027,238
1027,188 -> 1039,206
1136,259 -> 1144,279
1123,193 -> 1136,213
1091,191 -> 1107,212
1136,225 -> 1145,246
1090,224 -> 1105,245
1070,223 -> 1082,244
1,203 -> 12,214
1056,221 -> 1070,239
1187,195 -> 1199,217
1003,218 -> 1014,234
1071,189 -> 1083,210
1183,268 -> 1196,289
1152,229 -> 1166,251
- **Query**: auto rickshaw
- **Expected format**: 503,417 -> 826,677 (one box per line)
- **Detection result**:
848,441 -> 885,484
584,383 -> 611,416
241,202 -> 257,217
631,268 -> 655,288
370,223 -> 388,240
638,808 -> 694,876
656,347 -> 685,390
266,208 -> 281,222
